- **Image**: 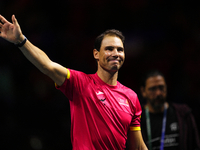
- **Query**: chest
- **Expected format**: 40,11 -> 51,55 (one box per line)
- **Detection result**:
150,111 -> 179,138
75,82 -> 134,127
141,106 -> 180,150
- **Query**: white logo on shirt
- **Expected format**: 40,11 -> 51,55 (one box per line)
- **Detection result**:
96,91 -> 104,95
118,98 -> 129,107
96,91 -> 107,105
170,122 -> 178,131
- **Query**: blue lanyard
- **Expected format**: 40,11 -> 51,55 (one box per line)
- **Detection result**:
145,103 -> 167,150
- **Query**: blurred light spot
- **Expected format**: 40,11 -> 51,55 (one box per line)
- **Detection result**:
30,136 -> 43,150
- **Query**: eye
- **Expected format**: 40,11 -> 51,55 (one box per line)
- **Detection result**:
105,46 -> 114,51
117,47 -> 124,52
149,87 -> 157,92
158,85 -> 165,91
148,85 -> 166,92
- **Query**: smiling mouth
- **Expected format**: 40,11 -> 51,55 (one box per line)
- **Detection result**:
110,60 -> 119,62
109,60 -> 120,65
108,58 -> 121,62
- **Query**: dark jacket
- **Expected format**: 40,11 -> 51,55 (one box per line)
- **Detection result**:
172,103 -> 200,150
141,103 -> 200,150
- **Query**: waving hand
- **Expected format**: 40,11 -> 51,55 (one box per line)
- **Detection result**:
0,14 -> 24,44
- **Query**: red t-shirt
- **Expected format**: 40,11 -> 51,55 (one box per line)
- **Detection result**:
56,69 -> 142,150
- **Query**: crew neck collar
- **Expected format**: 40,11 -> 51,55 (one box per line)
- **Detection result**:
94,73 -> 119,89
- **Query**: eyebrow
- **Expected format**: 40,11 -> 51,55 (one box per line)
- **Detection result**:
105,46 -> 124,50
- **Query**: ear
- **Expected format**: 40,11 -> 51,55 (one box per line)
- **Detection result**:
140,86 -> 146,98
93,49 -> 99,60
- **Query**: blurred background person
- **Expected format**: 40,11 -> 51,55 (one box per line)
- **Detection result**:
140,69 -> 200,150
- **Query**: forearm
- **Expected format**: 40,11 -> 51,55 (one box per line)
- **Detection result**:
18,38 -> 68,86
19,39 -> 52,75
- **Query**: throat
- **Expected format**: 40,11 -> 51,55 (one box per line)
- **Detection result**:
97,69 -> 118,86
146,102 -> 169,113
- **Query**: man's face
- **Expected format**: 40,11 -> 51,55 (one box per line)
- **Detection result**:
141,75 -> 167,111
94,35 -> 125,72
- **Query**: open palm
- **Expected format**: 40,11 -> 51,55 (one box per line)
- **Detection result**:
0,15 -> 22,44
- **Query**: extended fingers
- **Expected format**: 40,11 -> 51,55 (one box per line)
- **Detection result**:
0,18 -> 5,33
12,15 -> 17,25
0,21 -> 2,33
0,15 -> 8,24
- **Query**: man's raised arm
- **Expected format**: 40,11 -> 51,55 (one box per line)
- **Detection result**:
0,14 -> 67,86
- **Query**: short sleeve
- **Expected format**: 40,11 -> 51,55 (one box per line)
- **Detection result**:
129,96 -> 142,131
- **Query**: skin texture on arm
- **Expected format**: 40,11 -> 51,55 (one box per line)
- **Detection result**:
127,130 -> 148,150
0,14 -> 67,86
19,40 -> 68,86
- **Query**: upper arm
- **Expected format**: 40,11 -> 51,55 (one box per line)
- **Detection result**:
127,130 -> 148,150
46,61 -> 68,86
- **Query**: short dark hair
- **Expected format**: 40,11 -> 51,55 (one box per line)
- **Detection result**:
94,29 -> 125,51
141,70 -> 166,88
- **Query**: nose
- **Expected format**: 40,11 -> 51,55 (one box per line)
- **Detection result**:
111,48 -> 119,57
155,88 -> 162,96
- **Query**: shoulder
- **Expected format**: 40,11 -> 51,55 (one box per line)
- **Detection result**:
117,83 -> 139,106
68,69 -> 87,76
118,82 -> 137,97
171,102 -> 191,111
68,69 -> 95,79
63,69 -> 97,88
171,102 -> 192,116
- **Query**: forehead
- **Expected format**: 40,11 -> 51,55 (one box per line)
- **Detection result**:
146,75 -> 166,88
101,35 -> 123,47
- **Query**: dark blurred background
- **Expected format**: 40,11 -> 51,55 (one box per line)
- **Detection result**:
1,0 -> 200,149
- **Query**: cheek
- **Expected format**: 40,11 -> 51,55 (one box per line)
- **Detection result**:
99,52 -> 108,63
146,93 -> 155,99
119,53 -> 125,60
104,51 -> 110,57
163,92 -> 167,98
102,52 -> 111,60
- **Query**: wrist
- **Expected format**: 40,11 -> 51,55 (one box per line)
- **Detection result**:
14,34 -> 24,44
15,35 -> 27,47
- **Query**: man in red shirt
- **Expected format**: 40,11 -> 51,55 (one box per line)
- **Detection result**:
0,14 -> 147,150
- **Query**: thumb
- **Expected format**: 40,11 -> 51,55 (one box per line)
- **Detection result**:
12,14 -> 19,26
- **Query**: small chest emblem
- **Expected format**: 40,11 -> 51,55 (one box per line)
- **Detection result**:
170,122 -> 178,131
96,91 -> 106,104
118,98 -> 129,107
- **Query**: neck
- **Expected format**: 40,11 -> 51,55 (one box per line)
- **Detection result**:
146,102 -> 169,113
96,68 -> 118,86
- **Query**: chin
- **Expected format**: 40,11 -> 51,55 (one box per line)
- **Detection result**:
153,102 -> 165,111
112,64 -> 122,70
110,66 -> 119,72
